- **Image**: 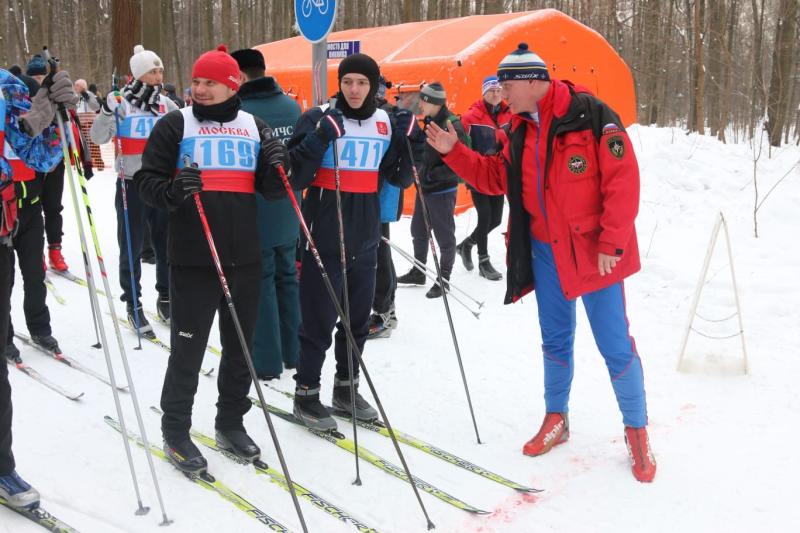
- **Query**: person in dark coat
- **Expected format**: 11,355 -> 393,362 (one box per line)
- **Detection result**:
231,48 -> 301,380
396,81 -> 470,298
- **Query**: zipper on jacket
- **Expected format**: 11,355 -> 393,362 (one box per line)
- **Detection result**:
534,121 -> 547,223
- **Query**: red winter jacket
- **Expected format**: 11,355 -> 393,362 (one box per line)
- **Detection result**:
460,99 -> 512,156
443,79 -> 640,302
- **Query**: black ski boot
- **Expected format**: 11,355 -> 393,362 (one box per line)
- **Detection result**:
457,236 -> 475,271
127,302 -> 155,339
478,254 -> 503,281
5,342 -> 21,364
293,386 -> 337,431
31,334 -> 60,353
331,377 -> 378,421
397,267 -> 426,286
164,437 -> 208,475
425,276 -> 450,299
367,306 -> 398,340
156,294 -> 170,324
216,428 -> 261,463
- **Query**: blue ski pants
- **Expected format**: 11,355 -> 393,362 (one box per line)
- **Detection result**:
531,239 -> 648,428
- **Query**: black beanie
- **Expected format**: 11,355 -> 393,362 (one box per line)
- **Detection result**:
336,53 -> 380,120
420,82 -> 447,106
231,48 -> 266,71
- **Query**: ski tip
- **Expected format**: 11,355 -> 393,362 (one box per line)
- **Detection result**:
517,486 -> 544,493
70,392 -> 85,401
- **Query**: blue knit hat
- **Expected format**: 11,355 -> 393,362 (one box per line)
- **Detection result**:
482,75 -> 501,95
496,43 -> 549,82
26,54 -> 47,76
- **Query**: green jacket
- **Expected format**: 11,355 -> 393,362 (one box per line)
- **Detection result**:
239,76 -> 302,248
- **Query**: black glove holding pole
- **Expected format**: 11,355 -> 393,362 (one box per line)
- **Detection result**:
168,161 -> 202,206
259,127 -> 291,200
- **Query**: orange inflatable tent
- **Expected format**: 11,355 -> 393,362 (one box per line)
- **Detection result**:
255,9 -> 636,216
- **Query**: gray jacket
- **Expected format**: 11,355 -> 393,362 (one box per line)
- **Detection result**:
90,94 -> 179,179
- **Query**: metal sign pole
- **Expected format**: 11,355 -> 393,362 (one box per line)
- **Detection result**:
312,39 -> 328,106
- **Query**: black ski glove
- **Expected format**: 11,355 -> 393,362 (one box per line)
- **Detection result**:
168,166 -> 202,206
260,128 -> 290,169
394,109 -> 416,138
315,108 -> 345,144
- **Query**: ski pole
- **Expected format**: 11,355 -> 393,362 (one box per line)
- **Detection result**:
111,69 -> 143,350
41,47 -> 159,521
328,105 -> 362,486
383,236 -> 483,317
404,133 -> 482,444
275,161 -> 436,530
182,154 -> 308,533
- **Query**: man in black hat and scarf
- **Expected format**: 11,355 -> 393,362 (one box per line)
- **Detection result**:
284,53 -> 415,431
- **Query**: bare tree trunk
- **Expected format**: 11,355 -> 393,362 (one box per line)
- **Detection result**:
221,0 -> 232,47
685,0 -> 695,130
706,0 -> 724,137
692,0 -> 705,132
485,0 -> 504,13
113,0 -> 142,77
717,0 -> 739,143
766,0 -> 799,146
142,0 -> 164,57
426,0 -> 438,20
749,0 -> 766,137
402,0 -> 421,21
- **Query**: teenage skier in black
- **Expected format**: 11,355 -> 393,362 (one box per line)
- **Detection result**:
285,53 -> 415,431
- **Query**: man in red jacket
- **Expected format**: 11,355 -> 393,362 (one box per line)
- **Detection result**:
426,43 -> 656,483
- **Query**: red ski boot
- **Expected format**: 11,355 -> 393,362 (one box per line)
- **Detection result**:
523,413 -> 569,456
48,244 -> 68,272
624,426 -> 657,482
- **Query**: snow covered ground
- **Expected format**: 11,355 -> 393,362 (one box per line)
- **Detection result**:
3,125 -> 799,533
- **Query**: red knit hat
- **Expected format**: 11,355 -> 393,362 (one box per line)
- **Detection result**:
191,44 -> 241,92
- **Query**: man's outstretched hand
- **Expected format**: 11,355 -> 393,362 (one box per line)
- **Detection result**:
425,120 -> 459,155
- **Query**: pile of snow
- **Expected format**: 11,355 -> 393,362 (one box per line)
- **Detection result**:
4,125 -> 799,532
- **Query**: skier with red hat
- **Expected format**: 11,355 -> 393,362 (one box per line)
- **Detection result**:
134,45 -> 290,474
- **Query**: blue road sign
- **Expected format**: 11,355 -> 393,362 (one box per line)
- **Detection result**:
327,40 -> 360,59
295,0 -> 337,43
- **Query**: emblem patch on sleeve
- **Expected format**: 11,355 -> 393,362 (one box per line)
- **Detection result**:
606,135 -> 625,159
568,155 -> 588,174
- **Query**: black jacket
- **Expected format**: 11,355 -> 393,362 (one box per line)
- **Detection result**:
287,102 -> 413,256
419,106 -> 469,193
134,97 -> 282,267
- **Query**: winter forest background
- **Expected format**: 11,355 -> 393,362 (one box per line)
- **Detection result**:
1,0 -> 799,147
